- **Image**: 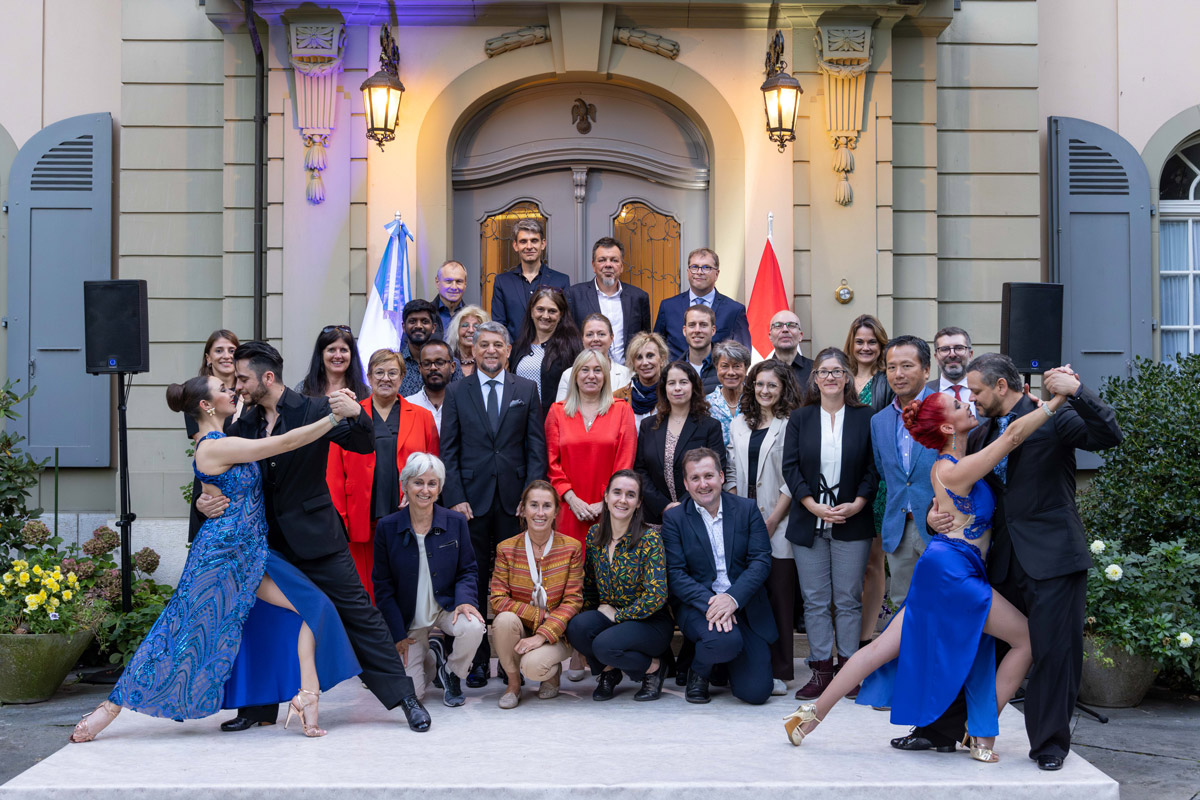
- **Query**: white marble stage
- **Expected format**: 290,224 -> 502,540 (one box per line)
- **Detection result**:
1,679 -> 1118,800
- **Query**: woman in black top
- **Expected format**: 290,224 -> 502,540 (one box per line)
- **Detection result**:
185,329 -> 241,542
509,287 -> 582,411
297,324 -> 370,401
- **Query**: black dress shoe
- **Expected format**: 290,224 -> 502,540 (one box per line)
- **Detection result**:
465,662 -> 489,689
1036,754 -> 1065,771
684,670 -> 711,704
592,669 -> 622,701
219,716 -> 274,732
709,664 -> 730,687
633,668 -> 665,702
399,695 -> 431,731
890,732 -> 956,753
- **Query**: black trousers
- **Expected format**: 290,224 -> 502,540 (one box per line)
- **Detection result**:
916,553 -> 1087,758
677,605 -> 772,705
766,557 -> 797,681
467,495 -> 521,666
567,609 -> 674,680
237,547 -> 416,723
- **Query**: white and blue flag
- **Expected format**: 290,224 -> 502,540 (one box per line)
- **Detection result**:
357,216 -> 413,379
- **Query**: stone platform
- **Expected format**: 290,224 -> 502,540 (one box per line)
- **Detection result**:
0,679 -> 1118,800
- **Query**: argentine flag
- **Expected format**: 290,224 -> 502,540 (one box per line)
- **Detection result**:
357,216 -> 413,380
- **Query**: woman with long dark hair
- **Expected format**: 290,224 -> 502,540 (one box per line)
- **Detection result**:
298,325 -> 370,401
186,330 -> 243,542
510,287 -> 582,411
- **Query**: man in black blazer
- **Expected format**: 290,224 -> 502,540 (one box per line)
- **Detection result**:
197,341 -> 432,732
489,219 -> 570,343
908,354 -> 1121,770
653,247 -> 751,361
765,310 -> 813,393
662,447 -> 776,706
563,237 -> 651,366
440,320 -> 548,686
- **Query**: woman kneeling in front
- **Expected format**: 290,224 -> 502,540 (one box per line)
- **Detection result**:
373,452 -> 486,708
489,481 -> 585,708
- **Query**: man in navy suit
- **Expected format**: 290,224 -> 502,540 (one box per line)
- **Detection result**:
563,237 -> 651,365
662,447 -> 776,705
653,247 -> 751,361
489,219 -> 570,342
439,320 -> 547,687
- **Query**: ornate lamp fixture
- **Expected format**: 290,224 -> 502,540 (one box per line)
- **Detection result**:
360,26 -> 405,150
760,30 -> 803,153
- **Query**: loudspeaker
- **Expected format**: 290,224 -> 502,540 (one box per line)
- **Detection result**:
1000,282 -> 1063,373
84,280 -> 150,375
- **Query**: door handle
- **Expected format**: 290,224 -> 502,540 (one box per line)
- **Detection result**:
29,358 -> 34,377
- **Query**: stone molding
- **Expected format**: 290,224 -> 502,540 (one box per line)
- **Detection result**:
485,26 -> 549,57
814,22 -> 873,206
286,12 -> 346,204
613,27 -> 680,60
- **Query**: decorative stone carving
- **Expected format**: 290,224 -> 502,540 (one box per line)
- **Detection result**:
613,27 -> 680,60
814,23 -> 873,206
571,98 -> 596,134
484,26 -> 550,57
572,168 -> 588,204
287,14 -> 346,205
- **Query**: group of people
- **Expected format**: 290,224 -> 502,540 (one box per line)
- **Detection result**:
68,222 -> 1123,774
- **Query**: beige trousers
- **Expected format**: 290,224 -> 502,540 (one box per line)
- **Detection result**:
492,611 -> 573,683
405,608 -> 487,700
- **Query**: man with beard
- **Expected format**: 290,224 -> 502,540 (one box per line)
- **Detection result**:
399,299 -> 438,397
764,310 -> 813,393
405,339 -> 455,434
926,326 -> 975,415
563,237 -> 651,366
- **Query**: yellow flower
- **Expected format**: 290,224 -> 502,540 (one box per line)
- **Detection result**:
44,579 -> 59,592
62,589 -> 73,601
67,572 -> 78,586
36,589 -> 47,602
51,569 -> 62,580
12,559 -> 28,571
2,572 -> 12,584
32,565 -> 42,576
25,593 -> 40,607
49,597 -> 60,608
0,585 -> 7,596
18,572 -> 30,585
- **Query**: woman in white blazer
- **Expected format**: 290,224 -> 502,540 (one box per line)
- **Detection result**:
725,359 -> 803,695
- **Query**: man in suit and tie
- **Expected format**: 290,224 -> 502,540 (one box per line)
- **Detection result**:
489,219 -> 570,343
925,326 -> 975,415
653,247 -> 751,361
563,237 -> 651,366
662,447 -> 776,706
905,354 -> 1122,770
440,320 -> 548,687
197,341 -> 432,733
871,335 -> 937,612
765,310 -> 814,393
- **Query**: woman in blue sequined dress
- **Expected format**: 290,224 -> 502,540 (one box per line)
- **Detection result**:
783,384 -> 1069,762
70,376 -> 361,742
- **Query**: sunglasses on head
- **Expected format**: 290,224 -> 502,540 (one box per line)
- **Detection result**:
322,324 -> 352,335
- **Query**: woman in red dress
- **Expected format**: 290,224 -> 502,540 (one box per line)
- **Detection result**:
327,349 -> 439,600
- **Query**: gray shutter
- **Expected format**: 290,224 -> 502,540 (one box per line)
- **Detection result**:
1048,116 -> 1152,468
6,113 -> 113,467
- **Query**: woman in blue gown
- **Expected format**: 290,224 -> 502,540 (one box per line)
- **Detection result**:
783,383 -> 1069,762
70,376 -> 361,742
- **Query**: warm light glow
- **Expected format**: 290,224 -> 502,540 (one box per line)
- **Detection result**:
360,70 -> 405,149
761,70 -> 802,152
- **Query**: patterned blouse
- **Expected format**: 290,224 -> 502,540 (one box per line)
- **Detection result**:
859,381 -> 887,532
663,428 -> 680,503
706,387 -> 742,449
583,524 -> 668,622
489,531 -> 584,644
516,343 -> 546,397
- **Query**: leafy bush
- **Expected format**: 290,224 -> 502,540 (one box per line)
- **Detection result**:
0,380 -> 49,553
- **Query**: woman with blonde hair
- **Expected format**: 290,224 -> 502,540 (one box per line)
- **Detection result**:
626,331 -> 669,429
446,304 -> 489,379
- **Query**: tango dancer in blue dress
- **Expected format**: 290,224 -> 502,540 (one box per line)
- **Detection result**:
69,375 -> 362,742
783,382 -> 1070,762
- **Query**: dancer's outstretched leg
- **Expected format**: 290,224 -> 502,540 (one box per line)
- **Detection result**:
967,589 -> 1031,759
257,575 -> 325,736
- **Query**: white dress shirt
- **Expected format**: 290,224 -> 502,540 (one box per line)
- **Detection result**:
477,369 -> 507,411
595,279 -> 626,365
818,406 -> 846,531
696,500 -> 732,595
937,376 -> 975,416
405,388 -> 442,434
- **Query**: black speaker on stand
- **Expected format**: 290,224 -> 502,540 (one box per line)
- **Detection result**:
1001,282 -> 1063,387
84,280 -> 150,614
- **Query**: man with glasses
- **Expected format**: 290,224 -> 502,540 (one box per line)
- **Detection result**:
764,310 -> 813,392
399,299 -> 438,397
653,247 -> 751,361
490,219 -> 570,343
926,326 -> 975,415
406,339 -> 456,434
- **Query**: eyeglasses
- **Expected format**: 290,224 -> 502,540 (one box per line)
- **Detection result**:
816,368 -> 847,379
935,345 -> 970,356
322,324 -> 352,334
420,359 -> 453,369
370,369 -> 402,380
687,264 -> 718,274
770,321 -> 801,331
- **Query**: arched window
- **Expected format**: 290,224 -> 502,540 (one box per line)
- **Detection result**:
611,201 -> 681,328
478,201 -> 547,317
1158,136 -> 1200,362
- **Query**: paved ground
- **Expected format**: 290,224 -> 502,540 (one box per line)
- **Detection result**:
1,669 -> 1195,798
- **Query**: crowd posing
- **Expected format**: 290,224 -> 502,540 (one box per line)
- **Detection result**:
68,220 -> 1123,772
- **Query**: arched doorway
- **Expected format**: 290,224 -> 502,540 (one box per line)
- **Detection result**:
451,82 -> 709,325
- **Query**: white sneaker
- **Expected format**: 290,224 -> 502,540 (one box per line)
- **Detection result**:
566,669 -> 586,682
772,678 -> 788,696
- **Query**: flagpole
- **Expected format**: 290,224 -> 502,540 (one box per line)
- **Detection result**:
768,211 -> 773,244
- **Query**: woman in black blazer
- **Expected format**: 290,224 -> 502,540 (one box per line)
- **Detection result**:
635,361 -> 726,525
781,347 -> 878,701
510,287 -> 582,411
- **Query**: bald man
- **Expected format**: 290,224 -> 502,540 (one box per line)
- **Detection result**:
765,310 -> 813,392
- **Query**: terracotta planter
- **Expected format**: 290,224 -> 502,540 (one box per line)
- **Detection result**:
1078,636 -> 1158,708
0,631 -> 93,704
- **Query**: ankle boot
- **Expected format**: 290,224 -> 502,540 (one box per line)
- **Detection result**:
834,655 -> 859,699
794,658 -> 834,700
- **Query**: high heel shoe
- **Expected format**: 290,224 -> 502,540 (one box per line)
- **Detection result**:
782,703 -> 822,746
967,736 -> 999,763
285,689 -> 326,738
70,700 -> 121,743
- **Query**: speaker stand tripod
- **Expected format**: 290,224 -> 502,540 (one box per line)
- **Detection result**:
114,372 -> 136,614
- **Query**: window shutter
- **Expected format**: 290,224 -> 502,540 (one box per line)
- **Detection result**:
6,113 -> 113,467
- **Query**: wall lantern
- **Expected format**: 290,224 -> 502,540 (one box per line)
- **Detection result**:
360,25 -> 405,150
761,30 -> 803,153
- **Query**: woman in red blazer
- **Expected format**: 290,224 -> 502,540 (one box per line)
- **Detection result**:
328,349 -> 439,599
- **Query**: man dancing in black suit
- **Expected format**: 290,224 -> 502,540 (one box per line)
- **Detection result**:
196,341 -> 431,732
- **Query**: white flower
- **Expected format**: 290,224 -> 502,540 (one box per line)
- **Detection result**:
1090,540 -> 1106,555
1104,564 -> 1123,582
1179,632 -> 1194,649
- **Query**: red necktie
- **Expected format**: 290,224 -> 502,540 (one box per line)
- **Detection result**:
951,385 -> 963,401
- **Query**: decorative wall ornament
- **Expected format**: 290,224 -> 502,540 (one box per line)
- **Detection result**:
571,98 -> 597,134
572,168 -> 588,204
287,14 -> 346,204
814,22 -> 873,206
613,27 -> 680,60
484,26 -> 550,57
